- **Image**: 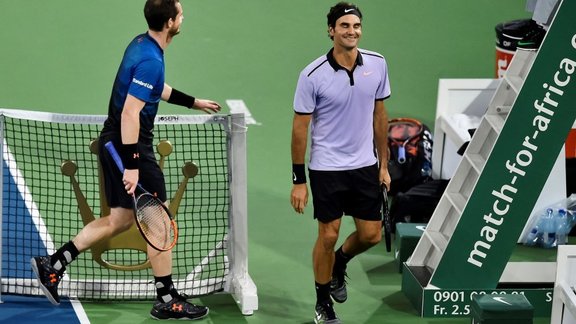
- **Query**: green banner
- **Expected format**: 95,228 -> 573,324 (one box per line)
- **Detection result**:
431,0 -> 576,289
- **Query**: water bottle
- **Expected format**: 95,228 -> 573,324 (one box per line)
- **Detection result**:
524,226 -> 540,246
525,212 -> 545,246
555,208 -> 568,245
541,208 -> 556,248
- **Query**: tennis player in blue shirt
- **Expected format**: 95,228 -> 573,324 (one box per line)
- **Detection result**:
31,0 -> 220,320
290,2 -> 391,323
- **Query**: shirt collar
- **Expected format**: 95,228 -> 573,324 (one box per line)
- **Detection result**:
326,48 -> 363,71
145,32 -> 164,54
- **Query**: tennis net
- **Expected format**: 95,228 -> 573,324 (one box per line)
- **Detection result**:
0,109 -> 257,314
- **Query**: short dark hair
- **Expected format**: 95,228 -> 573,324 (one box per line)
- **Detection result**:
144,0 -> 180,32
326,2 -> 362,28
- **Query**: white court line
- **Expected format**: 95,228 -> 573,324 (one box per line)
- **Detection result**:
70,298 -> 90,324
186,234 -> 229,281
3,139 -> 55,253
226,100 -> 261,125
3,139 -> 86,320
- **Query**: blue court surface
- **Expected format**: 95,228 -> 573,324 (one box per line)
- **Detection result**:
0,295 -> 84,324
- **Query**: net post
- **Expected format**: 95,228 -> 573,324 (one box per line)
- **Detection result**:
226,113 -> 258,315
0,111 -> 4,303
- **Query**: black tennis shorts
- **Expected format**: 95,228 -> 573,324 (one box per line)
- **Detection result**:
98,138 -> 167,209
309,163 -> 382,223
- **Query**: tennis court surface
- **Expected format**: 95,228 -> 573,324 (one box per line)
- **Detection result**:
1,1 -> 544,323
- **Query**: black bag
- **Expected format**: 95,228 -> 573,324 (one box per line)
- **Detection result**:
387,118 -> 433,196
389,179 -> 449,229
567,158 -> 576,196
567,158 -> 576,236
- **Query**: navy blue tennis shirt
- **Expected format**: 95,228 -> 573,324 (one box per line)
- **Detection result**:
102,33 -> 165,144
293,48 -> 391,171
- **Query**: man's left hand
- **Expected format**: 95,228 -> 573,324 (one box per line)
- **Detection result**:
192,99 -> 221,114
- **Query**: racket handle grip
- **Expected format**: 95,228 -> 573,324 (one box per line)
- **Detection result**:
398,146 -> 406,164
104,141 -> 126,173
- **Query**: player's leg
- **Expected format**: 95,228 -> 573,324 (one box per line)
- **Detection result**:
314,219 -> 341,323
331,164 -> 382,304
31,138 -> 135,305
73,207 -> 134,251
31,207 -> 133,305
329,219 -> 382,304
143,151 -> 209,320
309,168 -> 343,323
339,218 -> 382,256
148,240 -> 209,320
314,218 -> 341,290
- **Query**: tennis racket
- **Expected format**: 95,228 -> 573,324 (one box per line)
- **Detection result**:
104,141 -> 178,251
381,185 -> 392,252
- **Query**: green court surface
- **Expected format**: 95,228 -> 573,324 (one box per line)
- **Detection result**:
1,1 -> 553,323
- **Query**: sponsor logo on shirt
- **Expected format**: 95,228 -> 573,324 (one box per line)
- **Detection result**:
132,78 -> 154,90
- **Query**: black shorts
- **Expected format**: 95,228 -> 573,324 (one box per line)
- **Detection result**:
309,163 -> 382,223
98,138 -> 167,209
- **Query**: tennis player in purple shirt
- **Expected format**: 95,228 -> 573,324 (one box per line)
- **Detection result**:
290,2 -> 391,323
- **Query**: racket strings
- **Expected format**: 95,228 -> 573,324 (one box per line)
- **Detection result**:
135,194 -> 176,250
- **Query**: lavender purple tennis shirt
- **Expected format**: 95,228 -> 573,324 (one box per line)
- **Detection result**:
293,48 -> 391,171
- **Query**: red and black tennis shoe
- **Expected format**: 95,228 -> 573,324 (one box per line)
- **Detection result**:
150,294 -> 209,320
31,256 -> 63,305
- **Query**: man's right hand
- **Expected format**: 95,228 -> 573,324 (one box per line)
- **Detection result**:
123,169 -> 139,195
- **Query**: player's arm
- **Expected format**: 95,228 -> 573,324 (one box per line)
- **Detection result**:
121,94 -> 145,195
162,83 -> 221,114
290,113 -> 311,214
374,99 -> 391,190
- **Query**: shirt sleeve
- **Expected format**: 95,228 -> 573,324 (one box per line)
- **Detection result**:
293,71 -> 316,114
128,59 -> 163,103
376,58 -> 391,100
